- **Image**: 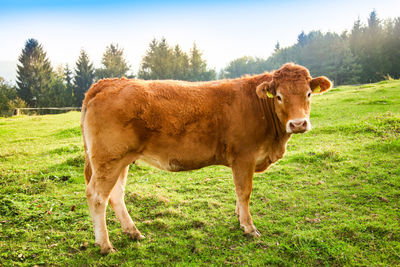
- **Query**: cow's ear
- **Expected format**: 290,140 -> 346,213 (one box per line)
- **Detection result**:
310,76 -> 332,94
256,80 -> 276,99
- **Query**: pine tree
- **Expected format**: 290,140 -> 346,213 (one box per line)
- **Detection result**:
189,43 -> 205,81
349,11 -> 389,82
138,39 -> 158,80
63,64 -> 74,106
385,18 -> 400,78
39,64 -> 74,107
139,38 -> 215,81
138,38 -> 175,80
96,44 -> 130,79
16,39 -> 53,107
64,64 -> 72,87
274,41 -> 281,52
349,17 -> 362,55
297,31 -> 307,47
46,73 -> 68,107
73,49 -> 95,106
172,45 -> 190,80
367,10 -> 380,29
189,43 -> 216,81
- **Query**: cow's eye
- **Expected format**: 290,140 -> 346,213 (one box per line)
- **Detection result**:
277,95 -> 282,102
307,92 -> 311,98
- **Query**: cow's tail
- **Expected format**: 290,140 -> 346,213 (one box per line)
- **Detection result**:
81,102 -> 92,185
80,79 -> 115,185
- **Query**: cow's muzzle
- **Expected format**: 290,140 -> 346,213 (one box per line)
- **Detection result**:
286,118 -> 311,133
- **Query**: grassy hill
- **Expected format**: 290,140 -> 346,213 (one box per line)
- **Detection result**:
0,80 -> 399,265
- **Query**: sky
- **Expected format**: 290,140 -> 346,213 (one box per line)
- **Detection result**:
0,0 -> 399,82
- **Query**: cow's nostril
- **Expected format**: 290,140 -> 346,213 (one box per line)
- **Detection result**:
287,119 -> 310,133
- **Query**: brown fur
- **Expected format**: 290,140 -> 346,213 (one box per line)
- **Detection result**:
81,63 -> 332,254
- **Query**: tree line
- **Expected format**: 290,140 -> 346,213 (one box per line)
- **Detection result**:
221,11 -> 400,85
0,11 -> 399,115
0,38 -> 215,114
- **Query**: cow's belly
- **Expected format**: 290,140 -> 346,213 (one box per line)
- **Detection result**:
134,127 -> 224,171
139,153 -> 217,172
138,137 -> 221,171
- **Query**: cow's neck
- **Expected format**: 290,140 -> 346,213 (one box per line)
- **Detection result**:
258,97 -> 289,142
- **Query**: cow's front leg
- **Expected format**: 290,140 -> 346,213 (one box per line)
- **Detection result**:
232,158 -> 261,237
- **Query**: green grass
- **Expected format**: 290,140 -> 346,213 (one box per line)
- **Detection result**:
1,80 -> 400,266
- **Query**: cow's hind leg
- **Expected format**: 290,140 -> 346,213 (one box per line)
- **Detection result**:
232,158 -> 261,237
109,165 -> 144,240
86,161 -> 123,254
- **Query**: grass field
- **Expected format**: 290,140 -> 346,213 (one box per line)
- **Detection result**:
1,80 -> 400,266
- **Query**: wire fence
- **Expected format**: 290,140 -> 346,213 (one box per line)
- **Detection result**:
1,107 -> 81,117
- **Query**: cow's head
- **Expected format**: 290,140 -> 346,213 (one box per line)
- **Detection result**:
256,63 -> 332,134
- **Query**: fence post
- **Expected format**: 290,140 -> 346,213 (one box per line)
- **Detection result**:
14,108 -> 20,116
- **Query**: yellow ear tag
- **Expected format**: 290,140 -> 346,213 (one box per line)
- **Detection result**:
266,92 -> 274,98
314,85 -> 321,93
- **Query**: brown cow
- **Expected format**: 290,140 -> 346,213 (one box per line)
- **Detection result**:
81,63 -> 332,254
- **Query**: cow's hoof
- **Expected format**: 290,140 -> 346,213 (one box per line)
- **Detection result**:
100,244 -> 116,255
247,229 -> 261,237
126,231 -> 145,240
242,225 -> 261,237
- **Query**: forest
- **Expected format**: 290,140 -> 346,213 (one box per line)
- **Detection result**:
0,11 -> 399,114
221,11 -> 400,84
